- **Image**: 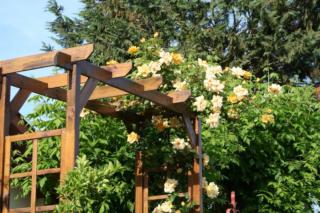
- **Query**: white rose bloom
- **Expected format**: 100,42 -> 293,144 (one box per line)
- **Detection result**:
211,95 -> 223,111
198,58 -> 208,68
203,153 -> 210,166
137,64 -> 151,77
207,65 -> 223,76
164,178 -> 178,193
231,66 -> 245,78
206,182 -> 219,199
171,138 -> 187,150
193,95 -> 208,111
206,113 -> 220,128
204,79 -> 225,93
233,85 -> 248,101
160,201 -> 173,212
159,49 -> 172,65
268,84 -> 282,95
149,61 -> 162,74
173,80 -> 188,91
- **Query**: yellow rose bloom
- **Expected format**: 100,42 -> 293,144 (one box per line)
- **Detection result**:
127,131 -> 140,144
171,53 -> 184,65
243,71 -> 252,80
261,114 -> 275,124
106,60 -> 118,65
227,93 -> 238,104
127,46 -> 139,54
153,32 -> 159,38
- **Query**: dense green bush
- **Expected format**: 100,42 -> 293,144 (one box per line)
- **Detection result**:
12,36 -> 320,212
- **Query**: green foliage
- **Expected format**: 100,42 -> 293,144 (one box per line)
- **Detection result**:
56,155 -> 133,212
46,0 -> 320,79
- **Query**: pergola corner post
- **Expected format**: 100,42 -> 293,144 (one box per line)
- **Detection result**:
135,151 -> 144,213
192,117 -> 203,213
0,74 -> 11,211
60,63 -> 81,182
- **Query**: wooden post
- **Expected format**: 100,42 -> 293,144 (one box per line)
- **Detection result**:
60,64 -> 81,181
0,75 -> 11,211
192,117 -> 203,213
135,152 -> 144,213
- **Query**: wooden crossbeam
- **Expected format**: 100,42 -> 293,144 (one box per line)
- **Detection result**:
36,62 -> 132,88
10,89 -> 31,114
89,77 -> 162,100
79,78 -> 98,110
0,44 -> 93,74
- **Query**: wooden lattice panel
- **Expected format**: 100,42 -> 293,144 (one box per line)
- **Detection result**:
2,129 -> 64,213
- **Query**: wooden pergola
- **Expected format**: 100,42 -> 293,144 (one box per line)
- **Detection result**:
0,44 -> 203,213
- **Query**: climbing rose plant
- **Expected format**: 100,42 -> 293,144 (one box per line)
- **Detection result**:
12,35 -> 320,212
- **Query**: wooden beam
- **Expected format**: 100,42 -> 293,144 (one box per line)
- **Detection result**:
168,90 -> 191,103
60,64 -> 81,181
77,61 -> 132,82
38,73 -> 88,88
10,73 -> 119,117
79,78 -> 98,110
36,62 -> 132,88
10,89 -> 31,114
182,114 -> 196,148
0,75 -> 11,212
0,44 -> 93,74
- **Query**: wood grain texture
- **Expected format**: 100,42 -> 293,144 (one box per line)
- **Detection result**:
0,76 -> 11,212
0,44 -> 93,74
135,152 -> 143,213
60,64 -> 80,182
30,139 -> 38,213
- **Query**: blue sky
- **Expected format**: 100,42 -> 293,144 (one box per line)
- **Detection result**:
0,0 -> 82,115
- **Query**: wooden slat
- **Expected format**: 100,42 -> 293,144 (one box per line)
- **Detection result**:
60,64 -> 80,181
0,44 -> 93,74
10,168 -> 60,179
36,62 -> 132,88
30,139 -> 38,213
89,77 -> 162,100
77,61 -> 115,82
79,78 -> 98,110
0,75 -> 11,212
9,205 -> 56,212
148,193 -> 186,201
135,152 -> 143,213
7,129 -> 63,142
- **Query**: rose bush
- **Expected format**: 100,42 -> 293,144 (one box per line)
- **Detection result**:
11,35 -> 320,212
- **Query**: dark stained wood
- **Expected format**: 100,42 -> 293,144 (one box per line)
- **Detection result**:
79,78 -> 98,111
135,152 -> 143,213
182,114 -> 196,148
60,64 -> 80,181
0,44 -> 93,74
0,75 -> 11,212
192,117 -> 203,213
